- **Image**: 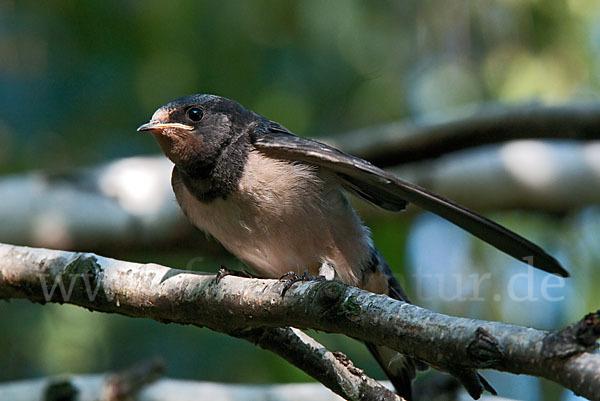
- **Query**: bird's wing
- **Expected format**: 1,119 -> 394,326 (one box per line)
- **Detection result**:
252,124 -> 568,277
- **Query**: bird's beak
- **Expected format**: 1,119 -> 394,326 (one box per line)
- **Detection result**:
137,121 -> 194,132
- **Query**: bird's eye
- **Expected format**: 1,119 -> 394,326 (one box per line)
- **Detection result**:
186,107 -> 203,122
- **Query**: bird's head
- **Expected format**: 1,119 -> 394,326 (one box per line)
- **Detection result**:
138,94 -> 257,176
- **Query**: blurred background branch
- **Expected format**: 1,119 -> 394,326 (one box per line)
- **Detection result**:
1,103 -> 599,252
333,103 -> 600,165
0,375 -> 519,401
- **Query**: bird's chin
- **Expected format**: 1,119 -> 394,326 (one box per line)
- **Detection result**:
151,131 -> 178,162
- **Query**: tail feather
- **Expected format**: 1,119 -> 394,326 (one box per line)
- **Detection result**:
364,248 -> 422,400
370,247 -> 496,400
365,342 -> 417,401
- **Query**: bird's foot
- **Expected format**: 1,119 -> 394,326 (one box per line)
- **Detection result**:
215,265 -> 260,284
279,270 -> 326,297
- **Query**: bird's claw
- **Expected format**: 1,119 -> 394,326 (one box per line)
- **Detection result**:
279,270 -> 326,297
215,265 -> 260,284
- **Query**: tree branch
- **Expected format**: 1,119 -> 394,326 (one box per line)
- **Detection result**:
232,327 -> 401,401
0,157 -> 204,252
1,243 -> 598,399
389,140 -> 600,212
0,243 -> 399,401
333,103 -> 600,166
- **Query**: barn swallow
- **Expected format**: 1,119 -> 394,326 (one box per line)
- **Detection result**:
138,94 -> 568,400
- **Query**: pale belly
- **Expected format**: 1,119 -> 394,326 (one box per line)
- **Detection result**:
172,151 -> 373,286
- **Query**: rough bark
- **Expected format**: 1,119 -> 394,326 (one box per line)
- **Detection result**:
0,243 -> 598,400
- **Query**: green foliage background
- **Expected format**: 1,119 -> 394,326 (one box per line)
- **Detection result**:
1,1 -> 599,400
